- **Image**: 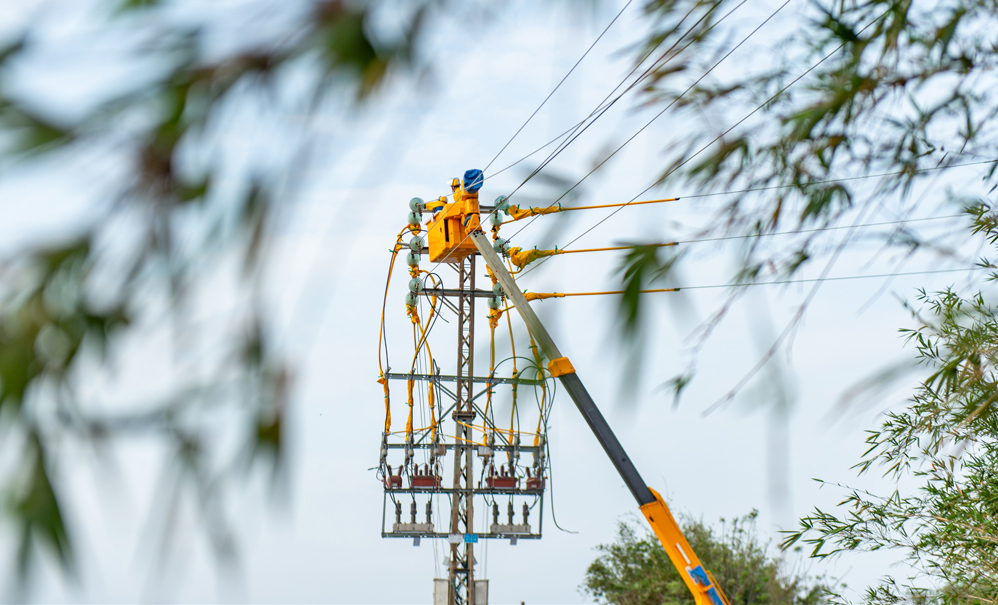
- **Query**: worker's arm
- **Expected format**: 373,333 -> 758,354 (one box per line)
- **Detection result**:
469,230 -> 729,605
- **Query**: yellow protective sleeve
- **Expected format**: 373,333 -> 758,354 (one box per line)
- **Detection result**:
524,292 -> 565,302
508,247 -> 564,269
506,205 -> 561,220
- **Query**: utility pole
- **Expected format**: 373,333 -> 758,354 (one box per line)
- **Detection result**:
380,171 -> 546,605
449,255 -> 476,605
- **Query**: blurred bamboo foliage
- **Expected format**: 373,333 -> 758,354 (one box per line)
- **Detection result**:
611,0 -> 998,402
617,0 -> 998,600
0,0 -> 433,589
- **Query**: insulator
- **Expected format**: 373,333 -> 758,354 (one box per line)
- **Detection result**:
406,251 -> 420,267
405,292 -> 418,307
489,211 -> 503,226
493,238 -> 509,255
410,500 -> 417,523
507,501 -> 514,524
425,501 -> 433,524
492,283 -> 504,297
409,237 -> 424,252
408,278 -> 423,293
492,503 -> 499,525
395,501 -> 402,524
409,197 -> 425,212
522,502 -> 530,525
495,195 -> 510,213
407,211 -> 421,227
487,295 -> 501,309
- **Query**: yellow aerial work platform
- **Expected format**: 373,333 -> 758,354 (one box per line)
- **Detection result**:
427,177 -> 481,263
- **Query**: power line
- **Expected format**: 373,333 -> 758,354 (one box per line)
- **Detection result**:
681,266 -> 986,290
527,267 -> 986,298
497,0 -> 744,202
518,158 -> 996,278
484,0 -> 633,172
505,213 -> 962,271
518,7 -> 896,277
676,214 -> 965,244
505,0 -> 788,243
680,159 -> 998,200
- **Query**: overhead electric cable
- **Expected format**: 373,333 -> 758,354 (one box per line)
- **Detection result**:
484,0 -> 633,172
425,0 -> 746,275
522,267 -> 986,299
502,0 -> 749,204
682,266 -> 987,289
505,0 -> 790,242
505,214 -> 964,272
487,0 -> 738,180
678,159 -> 998,199
676,214 -> 966,244
518,8 -> 902,277
423,0 -> 747,275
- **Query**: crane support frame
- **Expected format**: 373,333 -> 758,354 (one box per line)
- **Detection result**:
468,229 -> 730,605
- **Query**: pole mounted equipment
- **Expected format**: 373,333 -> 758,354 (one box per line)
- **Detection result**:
379,168 -> 729,605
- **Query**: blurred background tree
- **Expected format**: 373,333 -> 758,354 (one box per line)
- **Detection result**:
583,511 -> 830,605
0,0 -> 435,593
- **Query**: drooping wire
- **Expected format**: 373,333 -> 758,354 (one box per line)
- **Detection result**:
674,214 -> 966,245
506,0 -> 792,244
420,0 -> 745,277
500,0 -> 749,206
484,0 -> 634,173
518,6 -> 898,277
421,0 -> 756,275
485,0 -> 730,181
485,3 -> 697,181
514,267 -> 987,300
680,266 -> 987,290
678,159 -> 998,200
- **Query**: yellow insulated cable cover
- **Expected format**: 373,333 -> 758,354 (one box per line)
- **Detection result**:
503,197 -> 680,222
506,204 -> 562,220
508,243 -> 677,269
525,288 -> 680,300
508,246 -> 563,269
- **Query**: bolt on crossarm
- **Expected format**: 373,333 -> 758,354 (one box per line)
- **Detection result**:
469,229 -> 730,605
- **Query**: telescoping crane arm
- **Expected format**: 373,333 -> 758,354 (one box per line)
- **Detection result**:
469,230 -> 730,605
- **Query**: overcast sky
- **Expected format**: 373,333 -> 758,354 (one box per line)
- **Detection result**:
2,0 -> 993,603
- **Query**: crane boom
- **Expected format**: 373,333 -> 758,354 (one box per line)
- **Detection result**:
469,230 -> 730,605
